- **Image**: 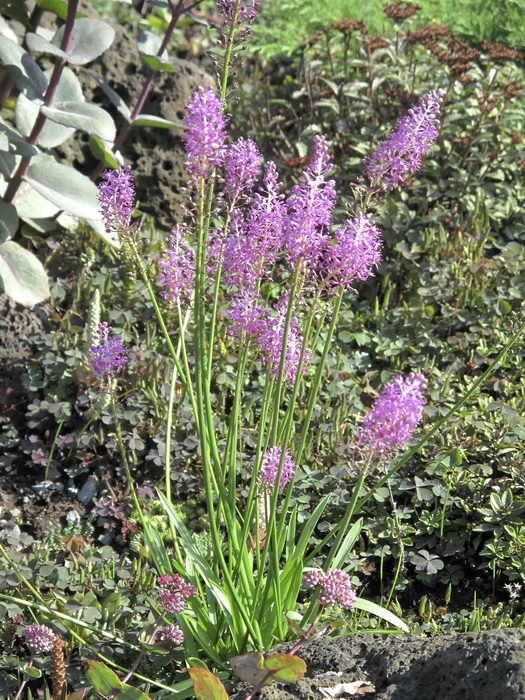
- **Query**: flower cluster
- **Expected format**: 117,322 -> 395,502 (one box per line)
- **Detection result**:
356,372 -> 427,459
90,322 -> 127,379
159,624 -> 184,645
284,135 -> 336,269
157,573 -> 197,613
217,0 -> 260,41
23,624 -> 56,654
157,226 -> 195,304
227,291 -> 310,383
224,137 -> 262,201
98,165 -> 135,237
183,86 -> 227,180
258,446 -> 297,491
303,569 -> 357,609
363,90 -> 443,190
323,213 -> 383,289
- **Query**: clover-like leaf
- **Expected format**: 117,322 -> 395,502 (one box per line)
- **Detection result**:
189,668 -> 230,700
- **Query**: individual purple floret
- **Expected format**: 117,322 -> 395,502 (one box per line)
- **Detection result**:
303,569 -> 357,610
183,86 -> 227,180
259,446 -> 297,491
90,322 -> 127,379
227,289 -> 267,338
217,0 -> 260,27
159,624 -> 184,645
284,135 -> 336,270
23,624 -> 56,654
157,574 -> 197,613
363,90 -> 444,191
356,372 -> 427,459
157,226 -> 195,304
224,137 -> 262,201
98,165 -> 135,237
324,213 -> 383,289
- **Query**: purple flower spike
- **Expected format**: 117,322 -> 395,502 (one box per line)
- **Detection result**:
23,624 -> 56,654
183,86 -> 227,180
224,137 -> 262,200
284,135 -> 336,270
325,213 -> 383,289
159,624 -> 184,645
98,165 -> 135,237
356,372 -> 427,459
157,226 -> 195,304
363,90 -> 443,190
303,569 -> 357,610
217,0 -> 260,33
91,322 -> 127,379
259,446 -> 297,491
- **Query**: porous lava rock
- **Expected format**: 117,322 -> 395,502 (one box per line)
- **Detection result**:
229,629 -> 525,700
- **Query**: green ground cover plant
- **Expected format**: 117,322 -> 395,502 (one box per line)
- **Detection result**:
1,0 -> 525,698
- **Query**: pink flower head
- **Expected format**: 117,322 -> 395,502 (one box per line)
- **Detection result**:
90,322 -> 127,378
98,165 -> 135,237
224,137 -> 262,200
284,135 -> 336,271
183,87 -> 227,179
356,372 -> 427,459
159,624 -> 184,645
303,569 -> 357,610
259,446 -> 297,491
363,90 -> 443,190
157,226 -> 195,304
157,573 -> 197,613
23,624 -> 56,654
324,213 -> 383,289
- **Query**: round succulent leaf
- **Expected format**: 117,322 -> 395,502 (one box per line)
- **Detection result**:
0,240 -> 50,306
25,156 -> 102,220
89,135 -> 120,169
0,119 -> 39,156
26,32 -> 67,59
0,35 -> 47,100
137,29 -> 167,58
41,102 -> 116,142
53,18 -> 115,65
15,67 -> 84,148
87,217 -> 120,249
140,54 -> 174,72
12,180 -> 61,218
89,72 -> 131,120
0,201 -> 18,242
229,652 -> 267,685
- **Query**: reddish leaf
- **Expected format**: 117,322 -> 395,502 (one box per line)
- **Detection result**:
229,652 -> 267,686
189,667 -> 230,700
263,654 -> 306,682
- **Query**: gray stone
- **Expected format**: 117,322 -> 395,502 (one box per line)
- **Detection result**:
229,629 -> 525,700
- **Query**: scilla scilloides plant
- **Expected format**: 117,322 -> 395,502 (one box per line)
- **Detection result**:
88,0 -> 445,671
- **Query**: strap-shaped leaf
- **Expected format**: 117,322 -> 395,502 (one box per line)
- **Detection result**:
41,101 -> 116,141
0,240 -> 50,306
25,156 -> 102,219
132,114 -> 182,129
52,18 -> 115,65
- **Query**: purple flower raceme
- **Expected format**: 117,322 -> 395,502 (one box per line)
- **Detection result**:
217,0 -> 260,38
324,213 -> 383,289
284,135 -> 336,271
157,573 -> 197,613
303,569 -> 357,610
224,137 -> 262,201
183,86 -> 227,180
259,446 -> 297,491
363,90 -> 444,191
157,225 -> 195,305
98,165 -> 135,237
23,624 -> 56,654
91,322 -> 127,379
356,372 -> 427,460
159,624 -> 184,645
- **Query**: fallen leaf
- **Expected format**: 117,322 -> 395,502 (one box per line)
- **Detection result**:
319,680 -> 376,698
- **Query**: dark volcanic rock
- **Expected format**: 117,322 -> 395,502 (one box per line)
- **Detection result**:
229,629 -> 525,700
